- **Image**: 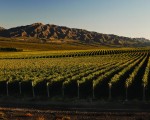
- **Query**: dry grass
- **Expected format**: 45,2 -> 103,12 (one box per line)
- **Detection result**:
0,38 -> 110,51
36,116 -> 45,120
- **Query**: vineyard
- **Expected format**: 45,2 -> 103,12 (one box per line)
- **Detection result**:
0,48 -> 150,101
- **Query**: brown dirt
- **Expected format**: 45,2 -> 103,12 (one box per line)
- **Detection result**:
0,98 -> 150,119
0,107 -> 150,120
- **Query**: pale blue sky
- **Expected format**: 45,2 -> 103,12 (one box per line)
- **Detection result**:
0,0 -> 150,39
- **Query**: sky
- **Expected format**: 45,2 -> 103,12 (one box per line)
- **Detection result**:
0,0 -> 150,39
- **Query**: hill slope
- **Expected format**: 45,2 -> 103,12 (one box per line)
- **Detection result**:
0,27 -> 5,31
0,23 -> 150,47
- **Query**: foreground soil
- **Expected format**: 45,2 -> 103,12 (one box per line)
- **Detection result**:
0,98 -> 150,120
0,107 -> 150,120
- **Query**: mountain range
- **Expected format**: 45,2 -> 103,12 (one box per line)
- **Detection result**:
0,23 -> 150,47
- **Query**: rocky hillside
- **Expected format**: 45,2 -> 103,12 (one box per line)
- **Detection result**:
0,23 -> 150,46
0,27 -> 5,31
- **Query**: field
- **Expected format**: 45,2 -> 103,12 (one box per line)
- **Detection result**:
1,39 -> 150,119
0,48 -> 150,100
